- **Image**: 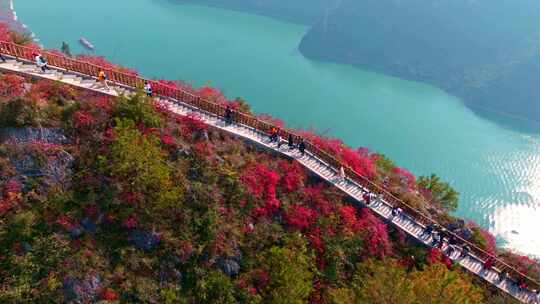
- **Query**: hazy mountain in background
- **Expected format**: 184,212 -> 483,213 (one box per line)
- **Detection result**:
180,0 -> 540,126
178,0 -> 333,24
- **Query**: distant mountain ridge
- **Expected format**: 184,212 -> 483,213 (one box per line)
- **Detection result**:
180,0 -> 540,128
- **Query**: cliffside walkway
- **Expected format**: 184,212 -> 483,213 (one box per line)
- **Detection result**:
0,41 -> 538,303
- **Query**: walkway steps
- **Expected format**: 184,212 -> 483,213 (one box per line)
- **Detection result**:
0,58 -> 537,304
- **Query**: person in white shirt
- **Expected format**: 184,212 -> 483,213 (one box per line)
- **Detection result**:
144,82 -> 153,97
34,53 -> 48,72
339,166 -> 346,182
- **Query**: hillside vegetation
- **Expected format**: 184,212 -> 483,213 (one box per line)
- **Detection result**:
0,22 -> 537,303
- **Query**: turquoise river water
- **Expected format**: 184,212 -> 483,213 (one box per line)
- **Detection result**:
10,0 -> 540,256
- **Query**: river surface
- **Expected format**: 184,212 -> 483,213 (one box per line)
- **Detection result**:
11,0 -> 540,257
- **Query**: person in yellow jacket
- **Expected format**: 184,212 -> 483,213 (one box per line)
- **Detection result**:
97,70 -> 110,91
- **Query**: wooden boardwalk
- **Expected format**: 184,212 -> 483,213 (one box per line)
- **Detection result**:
0,57 -> 538,304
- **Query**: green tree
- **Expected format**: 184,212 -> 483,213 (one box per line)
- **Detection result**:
261,241 -> 314,304
351,259 -> 413,304
114,93 -> 162,127
107,118 -> 181,213
194,270 -> 236,304
409,263 -> 484,304
350,259 -> 484,304
417,174 -> 459,211
0,97 -> 41,127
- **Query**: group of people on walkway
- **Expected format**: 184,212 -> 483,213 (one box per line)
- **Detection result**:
420,221 -> 540,299
268,127 -> 306,156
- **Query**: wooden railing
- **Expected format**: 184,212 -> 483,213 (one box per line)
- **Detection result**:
1,40 -> 538,291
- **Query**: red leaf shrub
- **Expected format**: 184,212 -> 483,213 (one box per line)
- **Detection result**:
426,247 -> 453,269
0,200 -> 13,215
196,85 -> 221,99
302,184 -> 336,217
277,160 -> 305,192
56,215 -> 75,230
0,22 -> 11,42
478,228 -> 497,255
0,74 -> 25,99
285,205 -> 316,230
393,167 -> 416,191
176,113 -> 207,137
339,205 -> 359,232
340,146 -> 376,179
252,268 -> 270,289
306,227 -> 325,254
73,110 -> 95,129
241,163 -> 279,201
29,79 -> 77,101
356,208 -> 392,259
122,215 -> 138,229
100,288 -> 119,301
0,180 -> 22,215
296,130 -> 376,178
153,101 -> 170,115
160,132 -> 176,147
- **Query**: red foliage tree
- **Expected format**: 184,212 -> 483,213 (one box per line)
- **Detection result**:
393,167 -> 416,191
285,205 -> 316,231
277,160 -> 305,192
100,288 -> 119,301
426,247 -> 453,269
29,79 -> 77,101
301,184 -> 336,217
0,180 -> 21,216
0,74 -> 25,99
73,110 -> 95,129
176,113 -> 207,137
339,205 -> 360,233
0,22 -> 11,42
356,208 -> 392,259
241,163 -> 281,217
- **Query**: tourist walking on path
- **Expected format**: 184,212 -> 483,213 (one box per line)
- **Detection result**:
534,290 -> 540,304
339,166 -> 346,182
34,53 -> 48,73
144,81 -> 153,97
298,139 -> 306,156
97,70 -> 111,91
422,224 -> 435,238
363,192 -> 371,205
483,257 -> 494,271
498,270 -> 508,284
288,134 -> 295,149
0,43 -> 6,62
391,206 -> 402,219
269,127 -> 279,143
224,106 -> 233,125
460,244 -> 471,259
